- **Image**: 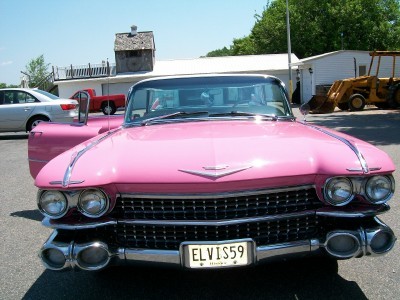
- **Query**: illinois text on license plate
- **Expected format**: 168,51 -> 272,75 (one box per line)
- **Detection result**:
185,241 -> 249,268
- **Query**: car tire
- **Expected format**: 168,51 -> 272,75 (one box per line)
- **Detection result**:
387,84 -> 400,108
101,102 -> 117,115
348,94 -> 366,111
26,115 -> 50,132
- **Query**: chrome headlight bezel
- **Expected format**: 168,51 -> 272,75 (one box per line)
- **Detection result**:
364,175 -> 394,204
77,189 -> 109,218
323,177 -> 354,206
37,190 -> 69,219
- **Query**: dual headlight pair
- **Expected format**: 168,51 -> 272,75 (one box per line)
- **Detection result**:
38,189 -> 109,219
324,175 -> 394,206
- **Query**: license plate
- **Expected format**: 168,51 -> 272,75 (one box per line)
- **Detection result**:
185,241 -> 248,268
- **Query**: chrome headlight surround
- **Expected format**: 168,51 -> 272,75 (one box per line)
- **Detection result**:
77,189 -> 109,218
37,190 -> 68,219
323,177 -> 354,206
364,175 -> 394,204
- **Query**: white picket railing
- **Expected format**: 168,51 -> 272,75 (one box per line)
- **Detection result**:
53,62 -> 116,81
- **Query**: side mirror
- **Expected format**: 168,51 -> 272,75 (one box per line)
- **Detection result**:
299,103 -> 310,122
78,91 -> 90,125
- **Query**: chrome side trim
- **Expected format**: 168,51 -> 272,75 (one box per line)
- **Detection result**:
49,180 -> 85,185
28,158 -> 49,163
60,129 -> 120,187
300,122 -> 369,173
347,167 -> 382,172
120,184 -> 316,200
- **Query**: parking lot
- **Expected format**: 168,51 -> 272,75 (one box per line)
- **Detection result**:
0,106 -> 399,300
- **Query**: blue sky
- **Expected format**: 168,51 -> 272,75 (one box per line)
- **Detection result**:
0,0 -> 268,85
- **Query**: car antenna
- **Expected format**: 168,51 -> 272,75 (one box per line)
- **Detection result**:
107,58 -> 111,132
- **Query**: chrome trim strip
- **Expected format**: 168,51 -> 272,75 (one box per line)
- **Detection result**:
43,217 -> 117,229
316,204 -> 390,218
347,167 -> 381,172
44,205 -> 390,230
300,122 -> 369,173
28,158 -> 49,163
43,211 -> 316,229
119,184 -> 316,200
49,180 -> 85,185
257,239 -> 320,263
118,211 -> 316,226
60,129 -> 119,187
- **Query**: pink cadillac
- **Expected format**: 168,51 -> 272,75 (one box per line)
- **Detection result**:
29,74 -> 396,271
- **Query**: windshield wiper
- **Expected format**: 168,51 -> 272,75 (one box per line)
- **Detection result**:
209,111 -> 278,120
141,111 -> 209,126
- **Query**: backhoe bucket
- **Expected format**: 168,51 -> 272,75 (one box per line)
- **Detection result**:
307,95 -> 336,114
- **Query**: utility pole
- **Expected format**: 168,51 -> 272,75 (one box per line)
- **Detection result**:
286,0 -> 293,103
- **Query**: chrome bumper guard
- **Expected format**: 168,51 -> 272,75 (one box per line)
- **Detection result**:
39,217 -> 396,271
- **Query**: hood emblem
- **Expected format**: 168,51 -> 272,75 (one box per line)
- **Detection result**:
179,165 -> 252,179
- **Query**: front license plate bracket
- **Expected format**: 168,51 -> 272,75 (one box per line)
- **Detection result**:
181,239 -> 254,269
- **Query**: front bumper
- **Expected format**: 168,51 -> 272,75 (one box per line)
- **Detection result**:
39,217 -> 396,271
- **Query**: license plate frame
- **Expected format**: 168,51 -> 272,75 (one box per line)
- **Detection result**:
181,239 -> 254,269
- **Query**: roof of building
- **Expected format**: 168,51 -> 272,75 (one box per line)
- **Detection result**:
119,53 -> 299,77
291,50 -> 370,66
55,53 -> 299,84
114,31 -> 155,51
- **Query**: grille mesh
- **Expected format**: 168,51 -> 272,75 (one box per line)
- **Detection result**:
113,187 -> 322,221
111,215 -> 318,250
97,187 -> 324,250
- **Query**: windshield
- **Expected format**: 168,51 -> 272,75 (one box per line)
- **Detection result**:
34,89 -> 60,100
125,75 -> 292,125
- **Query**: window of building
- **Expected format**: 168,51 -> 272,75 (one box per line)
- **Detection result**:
359,65 -> 367,76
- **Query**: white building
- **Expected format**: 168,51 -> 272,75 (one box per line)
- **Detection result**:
292,50 -> 400,103
55,54 -> 300,99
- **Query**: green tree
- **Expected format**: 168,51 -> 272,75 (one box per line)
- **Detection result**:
24,54 -> 51,88
206,0 -> 400,58
205,46 -> 233,57
0,83 -> 19,88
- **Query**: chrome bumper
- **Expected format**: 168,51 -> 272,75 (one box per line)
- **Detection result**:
39,217 -> 396,271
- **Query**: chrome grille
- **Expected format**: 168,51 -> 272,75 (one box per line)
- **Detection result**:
112,215 -> 318,250
114,187 -> 322,220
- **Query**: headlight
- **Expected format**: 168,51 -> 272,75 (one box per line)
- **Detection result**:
365,176 -> 394,204
324,177 -> 354,206
38,190 -> 68,219
78,189 -> 109,218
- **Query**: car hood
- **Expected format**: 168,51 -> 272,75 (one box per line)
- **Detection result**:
35,120 -> 395,193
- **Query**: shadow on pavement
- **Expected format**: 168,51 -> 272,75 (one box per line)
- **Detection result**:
0,133 -> 29,140
23,257 -> 367,300
307,110 -> 400,146
10,209 -> 43,222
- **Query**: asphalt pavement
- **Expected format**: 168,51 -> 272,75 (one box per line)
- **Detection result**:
0,106 -> 399,300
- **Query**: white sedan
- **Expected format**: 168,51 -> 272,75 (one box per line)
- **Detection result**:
0,88 -> 78,132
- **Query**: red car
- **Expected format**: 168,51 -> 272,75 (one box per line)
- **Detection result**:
70,88 -> 126,115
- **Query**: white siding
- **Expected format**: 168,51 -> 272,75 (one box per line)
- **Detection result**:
57,54 -> 299,99
58,81 -> 103,98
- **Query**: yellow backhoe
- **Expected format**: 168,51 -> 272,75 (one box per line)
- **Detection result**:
308,51 -> 400,113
